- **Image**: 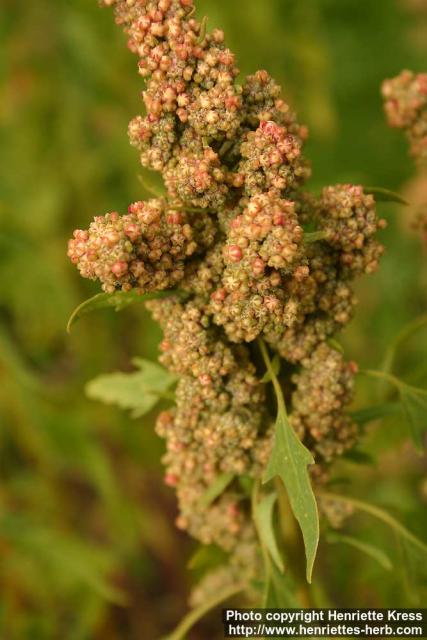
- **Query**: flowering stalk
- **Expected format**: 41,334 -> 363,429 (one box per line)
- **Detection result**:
69,0 -> 387,613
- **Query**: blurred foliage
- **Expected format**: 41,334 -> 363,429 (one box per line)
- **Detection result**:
0,0 -> 426,638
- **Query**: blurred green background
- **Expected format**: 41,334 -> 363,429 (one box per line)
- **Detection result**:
1,0 -> 426,638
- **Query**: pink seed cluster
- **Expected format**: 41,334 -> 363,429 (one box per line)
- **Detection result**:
69,0 -> 387,601
68,199 -> 215,293
382,69 -> 427,249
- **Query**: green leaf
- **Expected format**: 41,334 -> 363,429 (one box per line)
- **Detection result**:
263,413 -> 319,582
85,358 -> 177,418
364,186 -> 408,205
320,492 -> 427,559
258,339 -> 319,583
261,353 -> 281,383
67,289 -> 181,333
326,532 -> 393,571
253,492 -> 284,572
198,472 -> 234,509
350,402 -> 401,425
399,384 -> 427,452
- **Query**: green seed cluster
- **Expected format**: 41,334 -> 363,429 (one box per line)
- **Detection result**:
317,185 -> 386,276
290,343 -> 359,464
70,0 -> 387,599
147,297 -> 272,550
382,69 -> 427,163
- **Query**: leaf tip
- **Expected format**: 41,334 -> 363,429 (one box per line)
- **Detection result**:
305,553 -> 316,584
261,467 -> 275,485
66,313 -> 76,334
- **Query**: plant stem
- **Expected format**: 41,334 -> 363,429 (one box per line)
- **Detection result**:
197,16 -> 208,43
137,174 -> 165,198
359,368 -> 402,390
258,338 -> 286,415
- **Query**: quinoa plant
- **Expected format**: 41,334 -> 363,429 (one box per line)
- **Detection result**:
67,1 -> 427,635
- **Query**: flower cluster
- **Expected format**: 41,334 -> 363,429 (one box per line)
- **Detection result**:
70,0 -> 386,601
382,69 -> 427,162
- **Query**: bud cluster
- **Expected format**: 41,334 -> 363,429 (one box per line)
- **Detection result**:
70,0 -> 387,600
